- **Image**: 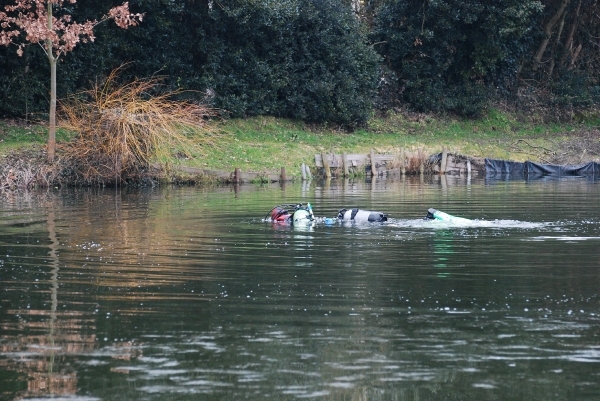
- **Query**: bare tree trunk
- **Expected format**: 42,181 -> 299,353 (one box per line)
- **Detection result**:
549,8 -> 568,77
548,57 -> 556,77
556,8 -> 567,42
570,43 -> 583,68
533,0 -> 570,70
48,54 -> 56,162
560,0 -> 582,68
47,1 -> 56,162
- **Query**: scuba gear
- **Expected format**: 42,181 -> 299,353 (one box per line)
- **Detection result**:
266,204 -> 387,226
424,208 -> 473,224
265,203 -> 314,225
424,208 -> 438,220
292,209 -> 313,224
266,204 -> 475,227
337,208 -> 387,223
269,206 -> 290,222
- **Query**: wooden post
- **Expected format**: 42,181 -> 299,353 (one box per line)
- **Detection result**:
280,167 -> 286,182
321,152 -> 331,178
301,163 -> 306,181
441,172 -> 448,192
400,147 -> 406,175
234,167 -> 241,183
342,152 -> 349,177
324,175 -> 331,191
370,149 -> 376,177
305,164 -> 312,179
440,148 -> 448,175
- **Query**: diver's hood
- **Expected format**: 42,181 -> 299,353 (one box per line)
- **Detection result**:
424,208 -> 473,224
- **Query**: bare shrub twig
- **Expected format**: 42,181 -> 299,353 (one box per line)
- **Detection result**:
58,67 -> 220,185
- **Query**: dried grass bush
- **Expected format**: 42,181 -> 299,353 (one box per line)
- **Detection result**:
58,69 -> 219,185
406,148 -> 428,174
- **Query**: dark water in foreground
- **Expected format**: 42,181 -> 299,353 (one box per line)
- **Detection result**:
1,176 -> 599,401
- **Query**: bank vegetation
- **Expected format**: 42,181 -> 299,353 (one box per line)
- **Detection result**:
2,0 -> 600,188
2,106 -> 600,190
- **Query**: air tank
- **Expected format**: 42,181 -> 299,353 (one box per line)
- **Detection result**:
337,208 -> 387,222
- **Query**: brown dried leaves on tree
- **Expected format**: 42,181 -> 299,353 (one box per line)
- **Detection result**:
0,0 -> 143,161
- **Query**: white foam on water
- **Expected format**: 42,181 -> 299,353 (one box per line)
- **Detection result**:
387,218 -> 548,230
560,348 -> 600,363
524,236 -> 600,241
260,213 -> 585,232
472,382 -> 497,389
297,390 -> 331,398
328,381 -> 355,389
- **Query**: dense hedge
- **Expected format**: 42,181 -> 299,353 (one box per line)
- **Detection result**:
370,0 -> 544,115
1,0 -> 600,123
0,0 -> 380,125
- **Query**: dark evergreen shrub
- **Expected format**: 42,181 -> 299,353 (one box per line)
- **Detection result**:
0,0 -> 380,126
200,0 -> 380,125
371,0 -> 543,116
551,71 -> 600,108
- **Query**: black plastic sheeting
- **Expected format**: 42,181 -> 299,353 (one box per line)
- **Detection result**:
485,159 -> 600,178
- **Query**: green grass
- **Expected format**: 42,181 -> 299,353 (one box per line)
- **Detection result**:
3,109 -> 600,177
0,120 -> 72,152
194,110 -> 600,175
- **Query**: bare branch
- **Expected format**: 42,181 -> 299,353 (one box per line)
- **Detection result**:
533,0 -> 570,69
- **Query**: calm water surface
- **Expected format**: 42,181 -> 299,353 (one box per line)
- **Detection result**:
1,176 -> 599,400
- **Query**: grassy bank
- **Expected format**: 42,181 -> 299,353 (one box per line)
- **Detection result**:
187,109 -> 600,176
2,109 -> 600,181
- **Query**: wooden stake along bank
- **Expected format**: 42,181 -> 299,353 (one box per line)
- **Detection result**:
315,149 -> 485,178
154,150 -> 484,183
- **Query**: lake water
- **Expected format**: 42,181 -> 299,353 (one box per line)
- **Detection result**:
1,175 -> 599,401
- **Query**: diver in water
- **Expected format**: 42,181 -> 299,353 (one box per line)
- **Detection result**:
267,204 -> 472,226
266,203 -> 315,225
266,204 -> 388,225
